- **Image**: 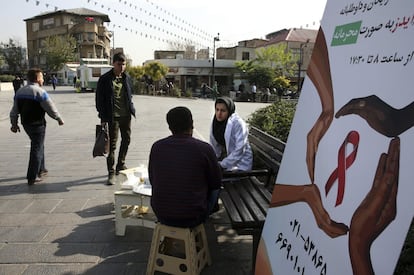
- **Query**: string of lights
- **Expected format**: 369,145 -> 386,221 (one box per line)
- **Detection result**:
23,0 -> 321,55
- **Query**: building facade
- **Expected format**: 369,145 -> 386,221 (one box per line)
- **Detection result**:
24,8 -> 111,71
150,28 -> 317,98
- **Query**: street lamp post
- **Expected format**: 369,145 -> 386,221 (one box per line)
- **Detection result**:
108,30 -> 115,63
212,33 -> 220,88
297,39 -> 310,92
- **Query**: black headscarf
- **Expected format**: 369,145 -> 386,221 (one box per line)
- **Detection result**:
212,97 -> 236,146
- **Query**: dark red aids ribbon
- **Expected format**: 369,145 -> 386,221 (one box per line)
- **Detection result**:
325,130 -> 360,206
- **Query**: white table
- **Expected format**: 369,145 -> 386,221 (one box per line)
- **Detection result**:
114,166 -> 156,236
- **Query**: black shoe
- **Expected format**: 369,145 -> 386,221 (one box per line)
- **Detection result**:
106,174 -> 115,185
115,165 -> 128,175
28,177 -> 42,185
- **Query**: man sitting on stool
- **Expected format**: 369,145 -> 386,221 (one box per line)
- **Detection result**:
149,106 -> 222,227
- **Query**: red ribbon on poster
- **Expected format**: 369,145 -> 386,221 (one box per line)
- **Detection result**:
325,130 -> 360,206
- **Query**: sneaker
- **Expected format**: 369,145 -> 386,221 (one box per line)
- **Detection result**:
38,169 -> 48,177
115,165 -> 128,175
106,174 -> 116,185
28,177 -> 42,185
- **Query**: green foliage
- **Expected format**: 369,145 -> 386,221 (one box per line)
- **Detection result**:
143,61 -> 169,91
273,75 -> 290,92
172,86 -> 181,97
235,44 -> 296,90
126,65 -> 144,80
184,89 -> 192,97
126,65 -> 145,94
255,44 -> 297,77
247,100 -> 297,142
0,39 -> 26,73
43,35 -> 76,72
143,61 -> 168,82
0,74 -> 14,82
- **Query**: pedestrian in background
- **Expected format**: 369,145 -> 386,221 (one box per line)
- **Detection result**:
95,53 -> 136,185
9,68 -> 64,185
12,75 -> 24,94
51,75 -> 57,91
251,83 -> 257,102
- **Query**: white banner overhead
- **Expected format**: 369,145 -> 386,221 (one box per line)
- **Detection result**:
257,1 -> 414,274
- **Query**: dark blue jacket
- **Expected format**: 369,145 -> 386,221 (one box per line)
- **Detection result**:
95,69 -> 136,123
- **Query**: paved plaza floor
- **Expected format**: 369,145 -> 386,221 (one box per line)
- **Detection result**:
0,85 -> 270,275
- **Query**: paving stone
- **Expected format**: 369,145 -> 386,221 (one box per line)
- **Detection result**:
0,226 -> 49,243
21,264 -> 96,275
0,199 -> 33,213
0,264 -> 28,275
0,243 -> 103,263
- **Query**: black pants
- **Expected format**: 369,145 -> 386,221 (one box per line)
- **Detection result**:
107,116 -> 131,175
23,124 -> 46,181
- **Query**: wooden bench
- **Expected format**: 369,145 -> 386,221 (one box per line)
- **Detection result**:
219,126 -> 286,266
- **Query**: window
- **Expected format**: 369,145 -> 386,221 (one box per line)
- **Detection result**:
87,33 -> 95,42
32,22 -> 39,32
43,18 -> 54,27
242,52 -> 250,60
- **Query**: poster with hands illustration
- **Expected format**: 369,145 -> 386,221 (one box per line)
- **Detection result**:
257,1 -> 414,274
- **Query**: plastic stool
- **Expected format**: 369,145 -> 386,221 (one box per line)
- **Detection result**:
146,223 -> 211,275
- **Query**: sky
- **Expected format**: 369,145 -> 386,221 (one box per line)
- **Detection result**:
1,0 -> 328,66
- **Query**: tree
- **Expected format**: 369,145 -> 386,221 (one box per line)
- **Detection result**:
126,65 -> 145,94
43,35 -> 76,72
235,44 -> 296,90
0,39 -> 26,74
273,75 -> 290,94
255,44 -> 297,78
143,61 -> 169,91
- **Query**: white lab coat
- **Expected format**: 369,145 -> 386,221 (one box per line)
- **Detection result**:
210,113 -> 253,171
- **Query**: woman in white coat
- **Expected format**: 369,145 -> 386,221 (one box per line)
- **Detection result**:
210,96 -> 253,171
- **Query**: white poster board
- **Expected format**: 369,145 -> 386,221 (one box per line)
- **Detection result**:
258,1 -> 414,274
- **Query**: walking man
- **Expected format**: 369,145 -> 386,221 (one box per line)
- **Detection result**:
10,68 -> 64,185
95,53 -> 136,185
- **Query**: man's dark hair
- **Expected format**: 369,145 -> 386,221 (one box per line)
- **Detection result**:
27,68 -> 42,82
166,106 -> 193,134
113,52 -> 126,63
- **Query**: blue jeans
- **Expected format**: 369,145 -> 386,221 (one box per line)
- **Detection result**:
23,124 -> 46,181
208,189 -> 220,213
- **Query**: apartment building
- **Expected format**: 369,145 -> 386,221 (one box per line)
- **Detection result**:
24,8 -> 111,71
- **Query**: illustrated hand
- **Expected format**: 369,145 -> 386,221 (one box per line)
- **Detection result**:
10,125 -> 20,133
306,110 -> 334,183
270,184 -> 348,238
336,95 -> 410,137
348,137 -> 400,275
